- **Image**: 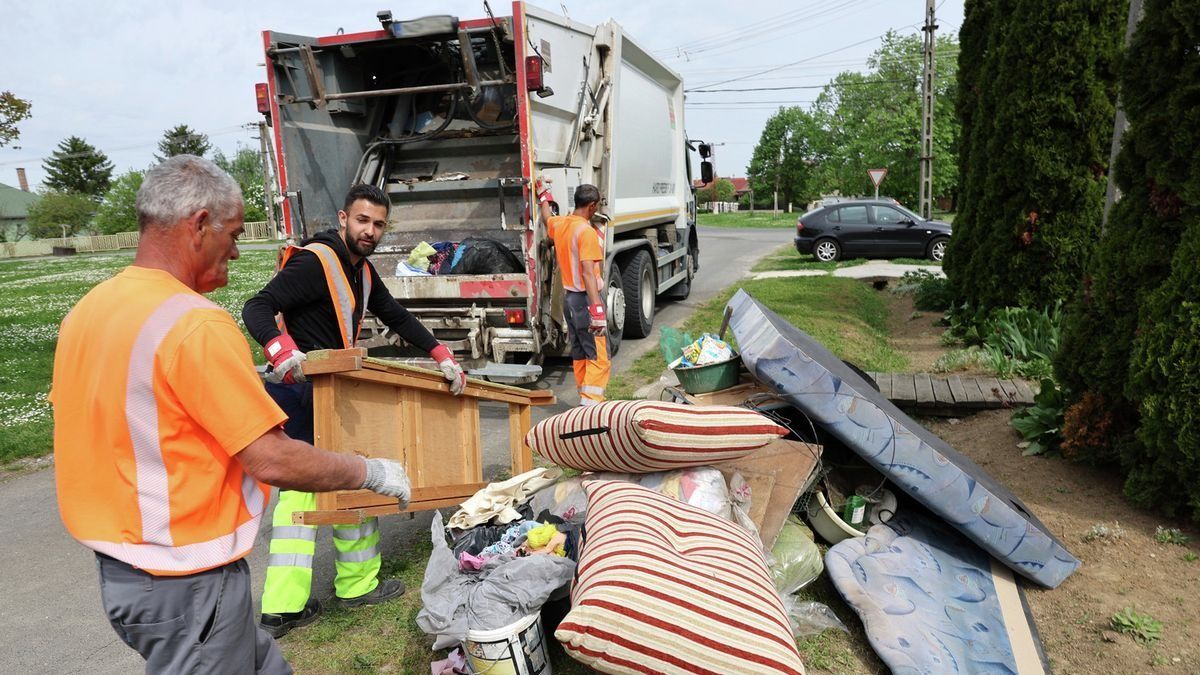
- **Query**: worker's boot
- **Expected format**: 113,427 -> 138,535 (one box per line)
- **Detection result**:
259,598 -> 321,639
339,578 -> 406,608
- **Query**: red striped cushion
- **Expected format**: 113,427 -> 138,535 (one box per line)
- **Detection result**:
556,481 -> 805,674
525,401 -> 787,473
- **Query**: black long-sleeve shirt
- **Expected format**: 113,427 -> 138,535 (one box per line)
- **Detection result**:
242,229 -> 439,354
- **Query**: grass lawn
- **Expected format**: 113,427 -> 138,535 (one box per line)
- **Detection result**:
697,210 -> 797,228
608,274 -> 908,399
0,250 -> 277,465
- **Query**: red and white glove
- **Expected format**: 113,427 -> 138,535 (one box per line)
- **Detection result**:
264,334 -> 306,384
430,344 -> 466,396
588,303 -> 607,336
535,178 -> 552,204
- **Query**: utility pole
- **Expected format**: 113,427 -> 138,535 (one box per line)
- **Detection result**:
256,121 -> 279,238
1101,0 -> 1145,233
918,0 -> 937,220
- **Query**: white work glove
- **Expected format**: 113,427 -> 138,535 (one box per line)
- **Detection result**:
430,344 -> 467,396
361,457 -> 411,508
263,334 -> 307,384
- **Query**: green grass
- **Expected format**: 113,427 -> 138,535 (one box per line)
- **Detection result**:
751,245 -> 870,273
0,250 -> 278,465
697,210 -> 797,228
608,275 -> 909,399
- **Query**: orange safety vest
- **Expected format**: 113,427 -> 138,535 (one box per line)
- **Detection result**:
276,242 -> 373,347
51,267 -> 286,575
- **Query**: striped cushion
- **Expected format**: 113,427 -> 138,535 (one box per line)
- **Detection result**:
556,480 -> 806,675
526,401 -> 787,473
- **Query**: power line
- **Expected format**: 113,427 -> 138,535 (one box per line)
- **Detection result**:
691,26 -> 921,90
689,79 -> 911,93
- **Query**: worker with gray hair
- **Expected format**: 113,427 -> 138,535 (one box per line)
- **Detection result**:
50,155 -> 411,674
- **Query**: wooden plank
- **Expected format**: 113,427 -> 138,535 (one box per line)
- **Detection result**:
946,374 -> 969,404
873,372 -> 893,399
891,373 -> 916,403
311,375 -> 339,513
998,379 -> 1021,402
301,353 -> 364,376
931,376 -> 954,405
684,381 -> 770,407
1013,378 -> 1036,404
914,373 -> 935,405
343,368 -> 539,406
295,494 -> 472,525
979,377 -> 1004,404
509,402 -> 533,475
333,483 -> 489,510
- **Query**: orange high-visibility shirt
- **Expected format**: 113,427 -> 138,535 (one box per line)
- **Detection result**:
50,266 -> 287,575
548,215 -> 604,293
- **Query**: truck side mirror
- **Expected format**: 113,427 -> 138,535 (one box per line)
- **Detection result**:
700,161 -> 713,184
698,143 -> 712,159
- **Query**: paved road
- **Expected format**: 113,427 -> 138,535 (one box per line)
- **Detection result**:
0,226 -> 786,674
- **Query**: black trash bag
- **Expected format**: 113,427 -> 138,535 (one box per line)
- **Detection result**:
448,237 -> 524,274
451,524 -> 506,558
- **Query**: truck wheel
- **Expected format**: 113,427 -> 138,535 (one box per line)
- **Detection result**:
606,261 -> 624,354
621,250 -> 656,338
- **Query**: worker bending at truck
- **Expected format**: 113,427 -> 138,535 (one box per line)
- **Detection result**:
242,183 -> 467,637
51,156 -> 412,674
539,182 -> 610,405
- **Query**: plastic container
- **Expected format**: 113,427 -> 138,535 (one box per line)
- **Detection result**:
673,353 -> 741,394
807,490 -> 865,545
463,613 -> 550,675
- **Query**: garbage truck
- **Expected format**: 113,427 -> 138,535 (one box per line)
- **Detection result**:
256,2 -> 701,383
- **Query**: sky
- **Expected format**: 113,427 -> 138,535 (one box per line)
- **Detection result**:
0,0 -> 964,191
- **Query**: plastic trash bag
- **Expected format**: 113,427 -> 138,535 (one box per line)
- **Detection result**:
770,515 -> 824,594
528,468 -> 736,523
448,237 -> 524,275
417,511 -> 575,649
407,241 -> 437,271
780,597 -> 850,639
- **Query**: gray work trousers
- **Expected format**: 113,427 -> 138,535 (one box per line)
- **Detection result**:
96,553 -> 291,675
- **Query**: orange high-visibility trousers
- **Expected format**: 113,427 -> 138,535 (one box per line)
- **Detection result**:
566,292 -> 610,405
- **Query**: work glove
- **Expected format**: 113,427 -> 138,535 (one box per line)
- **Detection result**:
360,457 -> 411,508
430,344 -> 467,396
264,334 -> 306,384
535,177 -> 553,204
588,303 -> 607,336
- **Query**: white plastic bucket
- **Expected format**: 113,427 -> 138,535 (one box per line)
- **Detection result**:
463,613 -> 551,675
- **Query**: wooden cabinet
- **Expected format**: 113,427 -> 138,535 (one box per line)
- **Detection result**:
295,348 -> 555,524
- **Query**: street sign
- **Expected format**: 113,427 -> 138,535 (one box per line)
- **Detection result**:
868,168 -> 888,199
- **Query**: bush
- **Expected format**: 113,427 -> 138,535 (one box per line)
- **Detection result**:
894,270 -> 954,311
1010,378 -> 1065,456
1056,0 -> 1200,521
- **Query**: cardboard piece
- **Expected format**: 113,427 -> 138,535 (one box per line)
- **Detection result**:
713,438 -> 822,549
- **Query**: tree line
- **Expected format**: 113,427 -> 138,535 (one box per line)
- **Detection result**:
0,113 -> 268,241
743,31 -> 960,210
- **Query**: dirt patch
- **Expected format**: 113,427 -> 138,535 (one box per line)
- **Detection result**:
925,411 -> 1200,672
843,289 -> 1200,671
885,292 -> 948,372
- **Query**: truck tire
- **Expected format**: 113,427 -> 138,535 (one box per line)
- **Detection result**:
606,261 -> 624,355
621,250 -> 656,338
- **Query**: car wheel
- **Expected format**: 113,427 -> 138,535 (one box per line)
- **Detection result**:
928,237 -> 948,262
606,261 -> 624,354
621,250 -> 656,339
813,238 -> 841,262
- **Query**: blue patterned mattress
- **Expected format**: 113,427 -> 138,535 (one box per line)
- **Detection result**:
827,513 -> 1047,674
727,290 -> 1079,588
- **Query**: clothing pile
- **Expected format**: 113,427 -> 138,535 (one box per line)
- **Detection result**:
400,238 -> 525,277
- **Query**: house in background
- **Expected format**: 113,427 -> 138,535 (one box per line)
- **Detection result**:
691,177 -> 751,200
0,181 -> 40,242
